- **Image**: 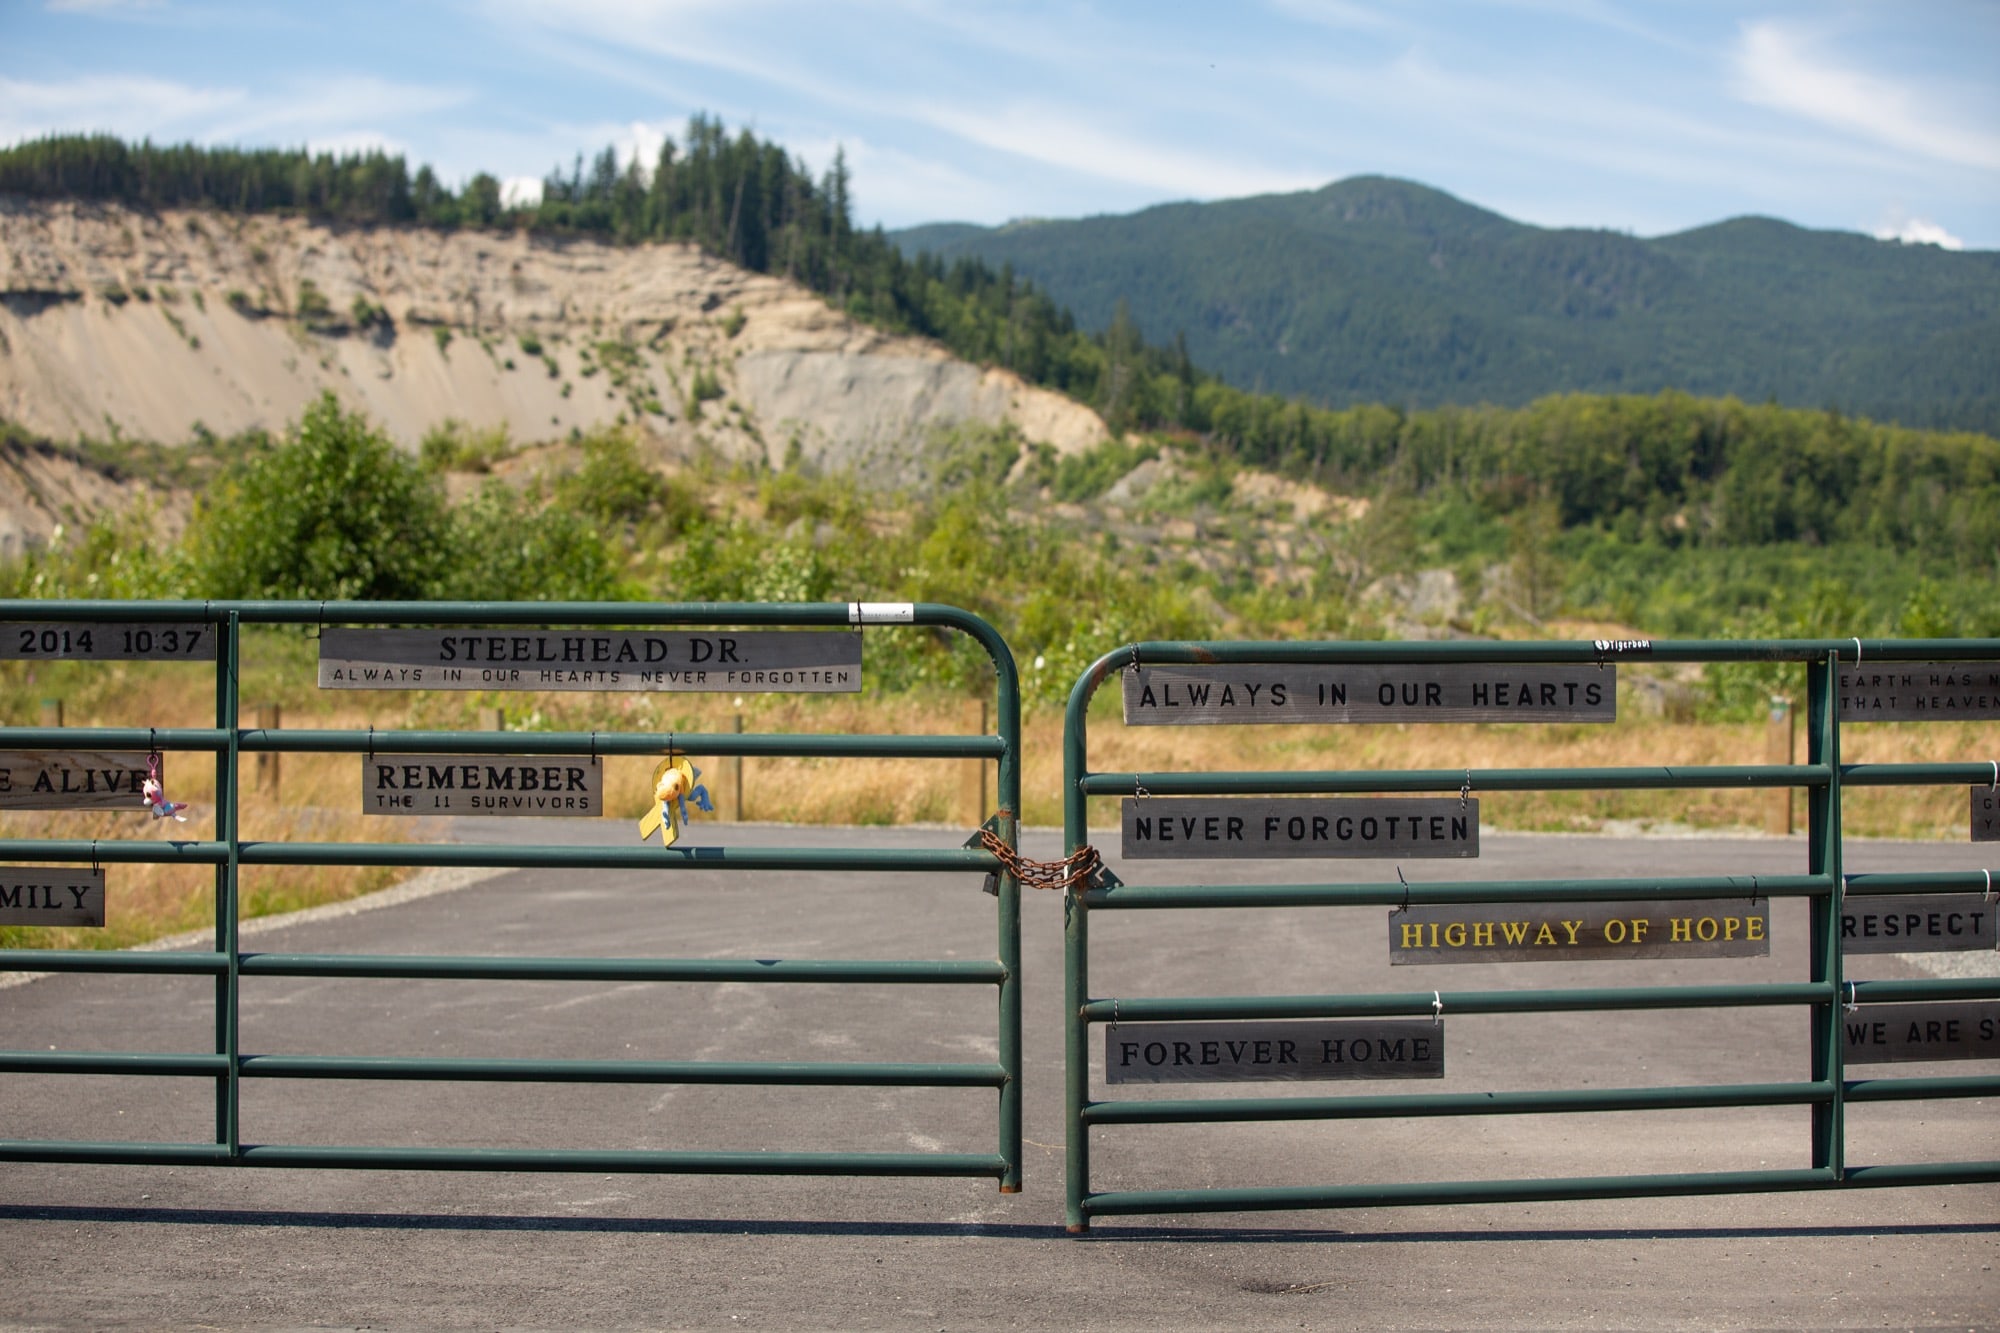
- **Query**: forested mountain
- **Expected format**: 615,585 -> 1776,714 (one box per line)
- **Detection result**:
892,177 -> 2000,435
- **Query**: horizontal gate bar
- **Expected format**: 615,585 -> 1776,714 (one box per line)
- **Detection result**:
1082,1079 -> 1836,1125
1841,762 -> 2000,787
0,950 -> 228,975
254,729 -> 1005,759
1843,871 -> 2000,896
1844,1075 -> 2000,1102
0,841 -> 998,873
1082,765 -> 1827,797
238,1055 -> 1005,1086
1074,637 -> 1999,666
0,1140 -> 1012,1177
241,954 -> 1007,983
0,1051 -> 1006,1086
1082,873 -> 1829,910
1081,981 -> 1835,1023
0,597 -> 992,630
1077,1161 -> 2000,1217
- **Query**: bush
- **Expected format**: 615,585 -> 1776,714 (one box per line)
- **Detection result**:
181,393 -> 451,599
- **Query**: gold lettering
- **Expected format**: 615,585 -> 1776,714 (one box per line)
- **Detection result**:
1472,921 -> 1494,947
1444,922 -> 1467,947
1746,916 -> 1766,942
1560,920 -> 1582,945
1399,922 -> 1426,949
1670,917 -> 1692,942
1534,922 -> 1556,945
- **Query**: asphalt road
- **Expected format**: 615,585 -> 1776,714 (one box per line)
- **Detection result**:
3,823 -> 1995,1330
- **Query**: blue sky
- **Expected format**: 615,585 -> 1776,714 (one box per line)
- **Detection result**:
4,0 -> 1995,248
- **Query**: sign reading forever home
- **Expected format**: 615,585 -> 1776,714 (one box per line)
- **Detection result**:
1106,1020 -> 1444,1083
0,752 -> 149,811
0,622 -> 215,661
1843,1002 -> 2000,1064
0,866 -> 105,927
1122,663 -> 1614,725
319,629 -> 861,692
1842,895 -> 1995,953
363,755 -> 604,816
1838,661 -> 2000,721
1390,899 -> 1771,964
1123,798 -> 1476,859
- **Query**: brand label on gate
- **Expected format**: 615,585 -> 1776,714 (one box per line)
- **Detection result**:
1838,662 -> 2000,721
1122,663 -> 1614,725
1841,895 -> 1996,953
0,752 -> 149,810
0,622 -> 216,660
1122,798 -> 1477,858
0,866 -> 104,926
319,628 -> 861,692
363,755 -> 603,816
1842,1002 -> 2000,1064
1105,1019 -> 1444,1082
1389,899 -> 1771,963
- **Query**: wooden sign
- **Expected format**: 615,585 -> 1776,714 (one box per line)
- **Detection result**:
0,752 -> 149,810
1843,1002 -> 2000,1064
1105,1020 -> 1444,1083
1975,787 -> 1997,842
1389,899 -> 1771,964
0,622 -> 216,661
318,628 -> 862,692
1838,661 -> 2000,721
0,866 -> 104,926
1841,895 -> 1995,953
1122,798 -> 1476,859
363,755 -> 603,816
1122,663 -> 1614,725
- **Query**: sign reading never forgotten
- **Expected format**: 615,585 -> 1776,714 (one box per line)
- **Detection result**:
1122,663 -> 1615,724
1122,798 -> 1476,859
319,629 -> 861,692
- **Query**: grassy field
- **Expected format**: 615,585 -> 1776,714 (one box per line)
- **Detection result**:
3,633 -> 1992,950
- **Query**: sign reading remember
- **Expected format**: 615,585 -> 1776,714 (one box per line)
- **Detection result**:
1122,663 -> 1614,725
1123,798 -> 1476,859
363,755 -> 604,817
319,629 -> 861,692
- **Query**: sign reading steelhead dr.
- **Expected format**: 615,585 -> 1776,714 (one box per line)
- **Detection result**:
1842,1002 -> 2000,1064
363,756 -> 603,816
1841,895 -> 1995,953
0,866 -> 105,927
1838,661 -> 2000,721
1389,899 -> 1771,964
1122,663 -> 1615,725
1106,1019 -> 1444,1083
0,622 -> 216,661
0,752 -> 149,810
1123,798 -> 1476,859
319,629 -> 861,692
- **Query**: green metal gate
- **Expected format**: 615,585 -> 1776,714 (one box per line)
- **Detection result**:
1061,638 -> 2000,1231
1,599 -> 1025,1190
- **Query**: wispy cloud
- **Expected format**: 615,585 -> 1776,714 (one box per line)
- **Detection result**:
0,73 -> 244,142
1731,19 -> 2000,172
1872,209 -> 1965,251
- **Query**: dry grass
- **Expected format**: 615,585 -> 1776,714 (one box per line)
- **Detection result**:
4,644 -> 1992,950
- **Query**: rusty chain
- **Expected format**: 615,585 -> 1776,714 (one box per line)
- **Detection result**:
977,828 -> 1101,892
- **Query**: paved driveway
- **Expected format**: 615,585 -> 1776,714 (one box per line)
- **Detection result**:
2,824 -> 1994,1329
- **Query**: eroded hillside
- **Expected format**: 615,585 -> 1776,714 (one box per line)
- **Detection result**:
0,197 -> 1105,476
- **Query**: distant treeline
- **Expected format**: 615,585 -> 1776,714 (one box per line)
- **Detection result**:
4,126 -> 1997,563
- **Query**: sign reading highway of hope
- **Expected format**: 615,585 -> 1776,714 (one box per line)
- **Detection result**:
364,756 -> 604,817
1122,660 -> 1617,724
1124,798 -> 1476,859
1389,899 -> 1771,963
319,628 -> 861,692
